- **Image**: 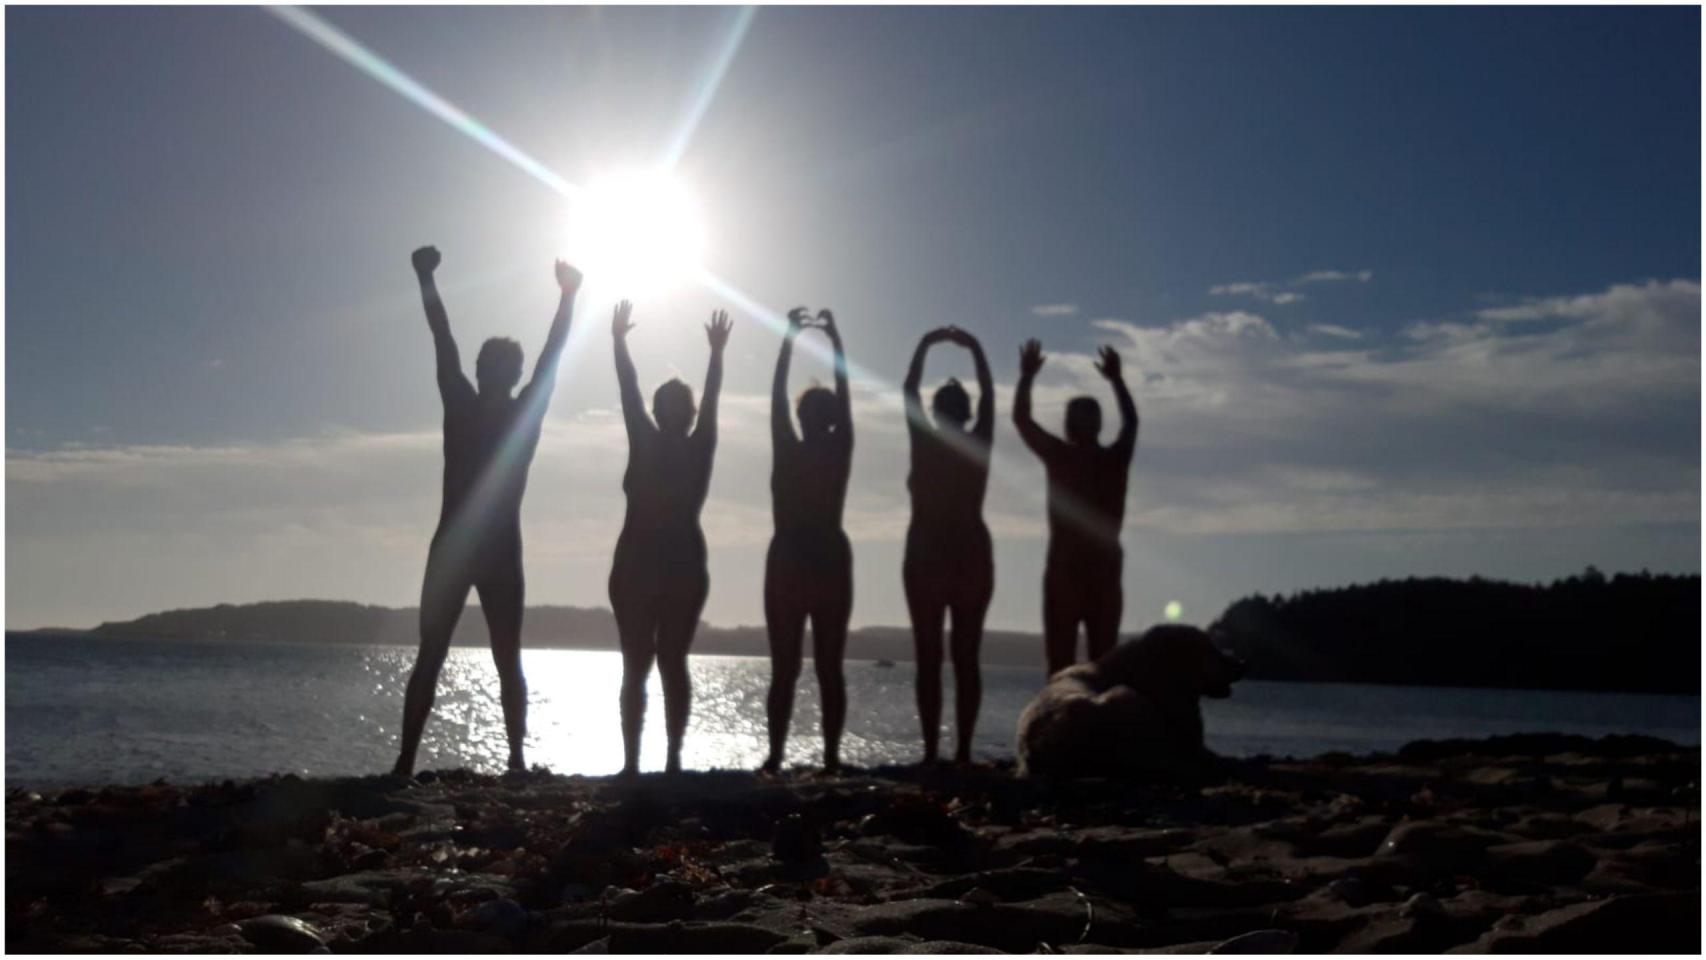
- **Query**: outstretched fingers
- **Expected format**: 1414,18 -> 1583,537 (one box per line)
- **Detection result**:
612,300 -> 636,338
706,309 -> 733,348
1019,338 -> 1046,374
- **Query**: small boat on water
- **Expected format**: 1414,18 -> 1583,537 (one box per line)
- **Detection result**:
874,659 -> 896,668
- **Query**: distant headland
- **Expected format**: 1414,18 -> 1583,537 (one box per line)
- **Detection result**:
10,569 -> 1698,694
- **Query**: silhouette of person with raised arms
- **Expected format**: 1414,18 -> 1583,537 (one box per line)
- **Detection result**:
393,246 -> 580,777
761,307 -> 854,774
1013,339 -> 1139,678
902,325 -> 995,765
609,301 -> 732,775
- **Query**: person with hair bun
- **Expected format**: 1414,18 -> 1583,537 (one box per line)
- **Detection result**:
901,326 -> 995,765
761,307 -> 854,773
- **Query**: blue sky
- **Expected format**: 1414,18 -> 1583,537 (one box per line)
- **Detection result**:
7,5 -> 1700,632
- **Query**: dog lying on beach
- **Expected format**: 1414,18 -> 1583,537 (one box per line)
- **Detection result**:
1016,625 -> 1245,779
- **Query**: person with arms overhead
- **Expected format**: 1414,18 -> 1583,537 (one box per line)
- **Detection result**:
1013,339 -> 1138,678
902,325 -> 996,766
609,301 -> 732,775
393,247 -> 580,777
761,307 -> 854,774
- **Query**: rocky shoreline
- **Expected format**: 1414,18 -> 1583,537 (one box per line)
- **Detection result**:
7,734 -> 1700,953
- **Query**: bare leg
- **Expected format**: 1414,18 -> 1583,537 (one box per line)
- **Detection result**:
612,595 -> 658,776
476,568 -> 527,772
948,595 -> 988,766
763,570 -> 806,773
656,580 -> 706,774
1042,562 -> 1081,679
812,584 -> 851,773
396,545 -> 469,776
905,570 -> 946,765
1084,561 -> 1124,663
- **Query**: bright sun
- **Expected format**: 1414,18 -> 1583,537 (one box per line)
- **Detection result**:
563,171 -> 705,297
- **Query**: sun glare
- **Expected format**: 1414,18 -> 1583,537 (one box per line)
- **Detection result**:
563,171 -> 706,297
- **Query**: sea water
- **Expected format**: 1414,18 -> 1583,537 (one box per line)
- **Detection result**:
6,634 -> 1699,787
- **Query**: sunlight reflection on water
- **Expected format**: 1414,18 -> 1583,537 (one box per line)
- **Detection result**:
365,647 -> 919,775
6,636 -> 1699,786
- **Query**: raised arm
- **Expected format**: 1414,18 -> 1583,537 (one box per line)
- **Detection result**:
944,326 -> 995,443
696,309 -> 731,443
1013,338 -> 1065,459
521,260 -> 581,403
1097,346 -> 1139,459
903,330 -> 942,434
610,300 -> 652,440
773,308 -> 807,446
413,246 -> 472,402
817,309 -> 852,447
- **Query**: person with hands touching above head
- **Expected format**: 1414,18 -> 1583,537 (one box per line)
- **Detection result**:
761,307 -> 855,774
608,300 -> 732,776
393,247 -> 580,778
902,325 -> 996,766
1013,340 -> 1139,679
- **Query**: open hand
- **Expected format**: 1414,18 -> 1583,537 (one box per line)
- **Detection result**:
1095,346 -> 1122,380
611,300 -> 635,339
1019,338 -> 1045,376
706,309 -> 732,350
412,245 -> 441,276
555,259 -> 582,293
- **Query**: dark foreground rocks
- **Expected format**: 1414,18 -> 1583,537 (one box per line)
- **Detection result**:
6,733 -> 1699,953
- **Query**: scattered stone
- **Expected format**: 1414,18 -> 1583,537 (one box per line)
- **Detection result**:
1375,822 -> 1502,875
5,740 -> 1698,955
608,881 -> 695,923
1449,892 -> 1701,954
458,897 -> 527,940
1207,929 -> 1299,953
237,915 -> 326,953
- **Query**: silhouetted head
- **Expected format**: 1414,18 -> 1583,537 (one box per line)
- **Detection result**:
1097,625 -> 1246,701
653,378 -> 696,436
797,386 -> 840,441
931,378 -> 971,430
1065,396 -> 1102,445
476,338 -> 524,396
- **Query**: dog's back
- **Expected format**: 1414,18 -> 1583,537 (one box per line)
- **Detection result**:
1015,626 -> 1243,779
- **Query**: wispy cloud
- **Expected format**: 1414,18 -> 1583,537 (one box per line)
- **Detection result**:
1473,278 -> 1698,324
1295,269 -> 1373,284
1055,278 -> 1699,536
1209,267 -> 1371,302
1207,281 -> 1306,304
1029,303 -> 1078,317
1208,281 -> 1269,298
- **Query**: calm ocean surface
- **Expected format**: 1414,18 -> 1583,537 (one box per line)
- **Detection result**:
6,634 -> 1699,788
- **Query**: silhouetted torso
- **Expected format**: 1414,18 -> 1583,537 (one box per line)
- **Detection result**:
437,385 -> 545,553
906,427 -> 992,557
772,435 -> 851,539
1038,441 -> 1131,564
615,428 -> 715,573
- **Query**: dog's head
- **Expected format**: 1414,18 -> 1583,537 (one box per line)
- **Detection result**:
1097,624 -> 1246,700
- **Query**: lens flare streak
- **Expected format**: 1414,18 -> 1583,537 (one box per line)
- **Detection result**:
267,6 -> 580,199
